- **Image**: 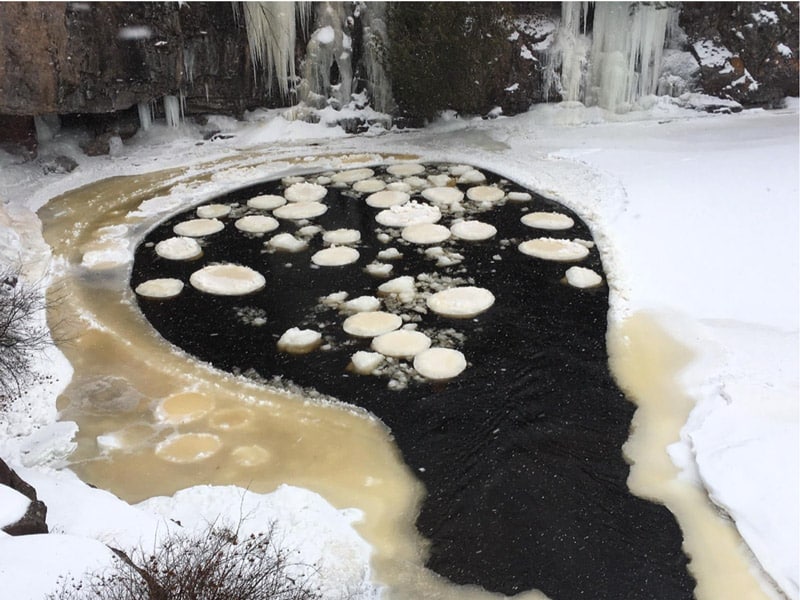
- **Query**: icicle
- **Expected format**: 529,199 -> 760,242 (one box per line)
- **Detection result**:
301,2 -> 354,109
164,95 -> 182,128
547,1 -> 678,112
544,2 -> 591,102
360,2 -> 395,113
238,1 -> 303,99
183,45 -> 195,86
587,2 -> 674,111
138,101 -> 153,131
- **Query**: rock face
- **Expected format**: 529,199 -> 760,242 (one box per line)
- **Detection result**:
0,2 -> 269,117
0,458 -> 48,536
0,1 -> 797,146
681,2 -> 799,106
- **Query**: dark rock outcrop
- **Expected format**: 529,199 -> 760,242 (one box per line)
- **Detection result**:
0,2 -> 272,117
681,2 -> 799,106
0,457 -> 48,536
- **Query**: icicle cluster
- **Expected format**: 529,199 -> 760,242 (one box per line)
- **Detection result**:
239,1 -> 304,99
546,1 -> 680,112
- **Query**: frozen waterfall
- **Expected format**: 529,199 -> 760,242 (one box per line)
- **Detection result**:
237,1 -> 307,99
548,2 -> 680,112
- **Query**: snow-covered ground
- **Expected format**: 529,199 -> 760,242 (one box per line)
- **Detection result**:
0,96 -> 797,599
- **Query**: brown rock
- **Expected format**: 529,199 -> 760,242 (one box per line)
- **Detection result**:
0,457 -> 48,535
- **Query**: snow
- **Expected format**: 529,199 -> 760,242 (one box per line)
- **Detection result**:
0,485 -> 30,529
0,95 -> 797,600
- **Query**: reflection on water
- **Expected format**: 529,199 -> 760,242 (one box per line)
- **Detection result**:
38,153 -> 776,600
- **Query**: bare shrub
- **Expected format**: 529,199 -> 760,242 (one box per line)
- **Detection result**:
0,266 -> 54,405
52,523 -> 323,600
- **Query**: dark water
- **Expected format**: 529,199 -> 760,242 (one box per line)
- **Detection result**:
132,164 -> 694,599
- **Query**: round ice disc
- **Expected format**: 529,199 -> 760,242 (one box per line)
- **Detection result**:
426,286 -> 495,318
196,204 -> 231,219
189,264 -> 265,295
521,212 -> 575,230
450,220 -> 497,241
371,329 -> 432,358
135,278 -> 184,299
401,223 -> 451,244
413,347 -> 467,380
273,201 -> 328,220
155,237 -> 202,260
173,218 -> 224,237
343,311 -> 403,337
518,238 -> 589,261
311,246 -> 360,266
234,215 -> 280,233
284,182 -> 327,203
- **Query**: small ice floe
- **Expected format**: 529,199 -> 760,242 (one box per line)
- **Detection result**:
135,278 -> 184,298
322,228 -> 361,245
155,236 -> 202,260
266,233 -> 307,252
401,223 -> 451,245
189,264 -> 265,295
352,178 -> 386,193
273,201 -> 327,220
173,218 -> 224,237
311,246 -> 360,266
284,182 -> 327,202
565,266 -> 603,288
234,215 -> 279,234
518,238 -> 589,261
371,329 -> 432,358
366,189 -> 410,208
422,186 -> 465,207
507,191 -> 532,202
343,295 -> 381,313
350,350 -> 385,374
387,163 -> 426,177
377,247 -> 403,260
427,286 -> 495,318
343,311 -> 402,337
277,327 -> 322,354
196,204 -> 232,219
457,169 -> 487,184
365,262 -> 393,277
413,347 -> 467,380
332,168 -> 374,183
375,201 -> 441,227
247,194 -> 286,210
377,275 -> 416,303
450,220 -> 497,241
466,185 -> 504,202
521,211 -> 575,230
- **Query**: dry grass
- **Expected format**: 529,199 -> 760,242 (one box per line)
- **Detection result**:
0,267 -> 54,405
52,523 -> 323,600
